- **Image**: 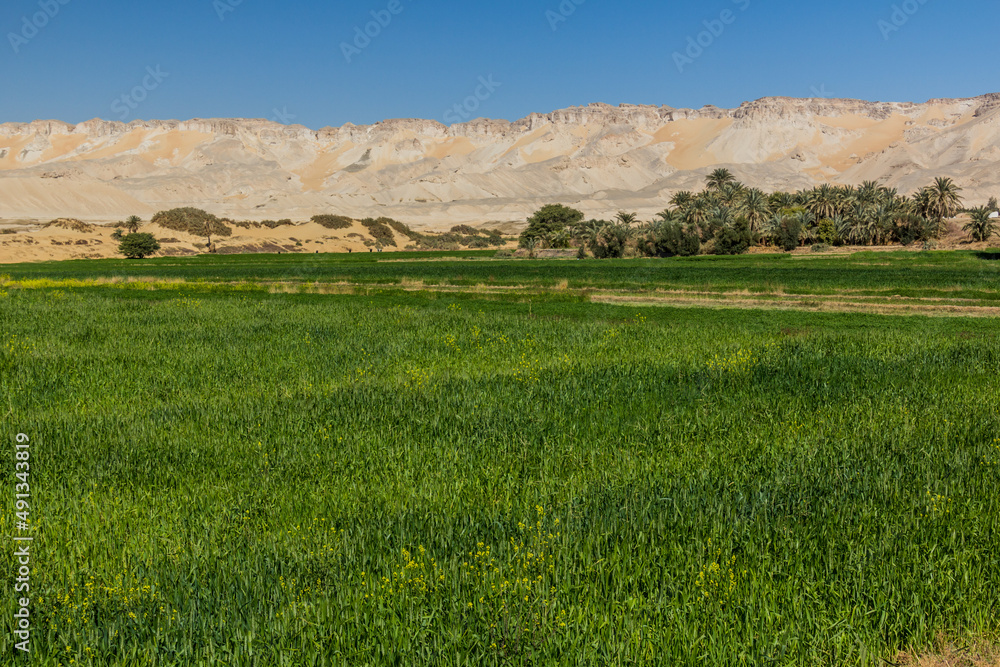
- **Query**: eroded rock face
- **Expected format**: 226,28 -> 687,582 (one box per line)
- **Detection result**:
1,93 -> 999,226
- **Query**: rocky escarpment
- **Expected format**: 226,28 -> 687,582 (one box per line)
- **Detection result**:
1,94 -> 999,227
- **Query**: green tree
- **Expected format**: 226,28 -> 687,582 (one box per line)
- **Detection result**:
921,177 -> 964,235
669,191 -> 694,209
706,168 -> 736,192
614,211 -> 638,226
589,223 -> 631,259
118,233 -> 161,259
523,236 -> 540,259
776,216 -> 802,252
124,215 -> 142,234
740,188 -> 772,231
713,219 -> 753,255
815,219 -> 840,246
643,222 -> 700,257
519,204 -> 584,248
806,184 -> 840,220
963,207 -> 997,242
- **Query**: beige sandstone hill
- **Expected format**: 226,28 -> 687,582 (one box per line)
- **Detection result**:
2,94 -> 1000,231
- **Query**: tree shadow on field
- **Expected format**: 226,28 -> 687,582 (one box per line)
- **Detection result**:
974,251 -> 1000,261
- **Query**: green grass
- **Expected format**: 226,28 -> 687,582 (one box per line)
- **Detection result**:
4,250 -> 1000,301
1,255 -> 998,665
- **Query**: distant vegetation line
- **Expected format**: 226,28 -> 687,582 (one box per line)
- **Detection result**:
519,171 -> 999,258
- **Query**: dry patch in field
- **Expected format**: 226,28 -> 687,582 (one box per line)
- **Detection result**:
896,637 -> 1000,666
592,292 -> 1000,318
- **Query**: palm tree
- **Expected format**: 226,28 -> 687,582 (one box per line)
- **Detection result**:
615,211 -> 638,226
684,196 -> 712,227
669,191 -> 694,209
545,230 -> 572,249
963,207 -> 997,242
806,184 -> 839,220
524,236 -> 540,259
717,182 -> 744,207
740,188 -> 772,232
125,215 -> 142,234
575,219 -> 605,249
922,177 -> 964,234
706,168 -> 736,192
857,181 -> 882,205
770,191 -> 795,210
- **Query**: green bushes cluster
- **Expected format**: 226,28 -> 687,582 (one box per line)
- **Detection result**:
311,214 -> 354,230
360,218 -> 397,247
642,222 -> 701,257
152,208 -> 233,238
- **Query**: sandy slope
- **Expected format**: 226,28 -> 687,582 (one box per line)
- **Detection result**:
0,219 -> 415,263
1,95 -> 999,229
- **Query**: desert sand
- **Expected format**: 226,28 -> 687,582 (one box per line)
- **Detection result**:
0,217 -> 434,263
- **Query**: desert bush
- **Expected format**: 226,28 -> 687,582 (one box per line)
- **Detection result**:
152,208 -> 232,238
311,215 -> 354,230
361,218 -> 397,247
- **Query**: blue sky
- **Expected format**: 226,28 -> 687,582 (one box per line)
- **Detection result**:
1,0 -> 996,128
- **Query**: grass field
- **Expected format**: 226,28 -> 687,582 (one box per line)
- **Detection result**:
2,251 -> 999,665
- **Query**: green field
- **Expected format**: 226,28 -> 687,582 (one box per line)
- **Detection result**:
2,251 -> 999,665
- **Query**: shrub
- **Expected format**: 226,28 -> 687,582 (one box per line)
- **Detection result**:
589,223 -> 630,259
361,218 -> 397,247
644,222 -> 701,257
45,218 -> 95,233
816,219 -> 840,246
152,208 -> 232,238
713,220 -> 754,255
118,233 -> 161,259
776,216 -> 802,252
311,215 -> 354,230
519,204 -> 584,248
894,214 -> 932,246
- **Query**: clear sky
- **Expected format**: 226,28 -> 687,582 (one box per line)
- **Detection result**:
1,0 -> 996,128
